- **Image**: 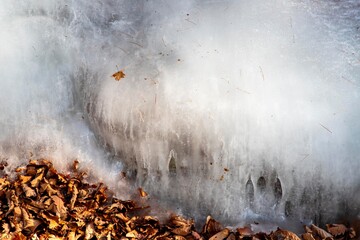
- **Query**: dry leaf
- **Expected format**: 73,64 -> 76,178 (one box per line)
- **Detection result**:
138,187 -> 148,197
51,195 -> 67,219
170,215 -> 193,236
226,233 -> 236,240
349,228 -> 356,239
237,226 -> 253,236
40,182 -> 58,196
22,183 -> 36,197
326,224 -> 347,237
85,223 -> 95,240
209,228 -> 230,240
202,216 -> 223,236
310,224 -> 333,239
175,236 -> 187,240
73,160 -> 79,171
302,233 -> 316,240
271,229 -> 301,240
112,70 -> 125,81
69,184 -> 78,210
22,208 -> 42,232
19,175 -> 32,184
30,168 -> 45,188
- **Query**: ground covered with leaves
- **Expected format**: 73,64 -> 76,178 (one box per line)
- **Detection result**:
0,159 -> 357,239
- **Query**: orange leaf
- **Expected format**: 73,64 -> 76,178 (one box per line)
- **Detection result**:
112,70 -> 125,81
138,187 -> 148,197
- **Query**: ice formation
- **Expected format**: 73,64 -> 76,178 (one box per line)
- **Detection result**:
0,0 -> 359,226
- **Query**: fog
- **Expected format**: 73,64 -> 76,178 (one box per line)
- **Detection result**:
0,0 -> 359,227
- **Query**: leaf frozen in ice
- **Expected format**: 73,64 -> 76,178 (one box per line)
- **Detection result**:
112,70 -> 125,81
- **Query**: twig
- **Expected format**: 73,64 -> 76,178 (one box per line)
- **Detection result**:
162,37 -> 167,47
129,41 -> 144,48
235,88 -> 251,95
301,154 -> 310,161
185,18 -> 197,25
319,123 -> 332,134
259,66 -> 265,81
342,76 -> 359,87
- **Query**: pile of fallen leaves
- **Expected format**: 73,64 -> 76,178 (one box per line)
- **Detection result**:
0,159 -> 357,240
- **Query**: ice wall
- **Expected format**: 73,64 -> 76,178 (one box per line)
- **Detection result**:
0,0 -> 359,226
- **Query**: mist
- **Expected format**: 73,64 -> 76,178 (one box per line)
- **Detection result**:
0,0 -> 359,227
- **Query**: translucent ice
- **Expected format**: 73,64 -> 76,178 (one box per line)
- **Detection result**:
0,0 -> 359,226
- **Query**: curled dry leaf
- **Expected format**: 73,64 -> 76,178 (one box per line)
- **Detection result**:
326,224 -> 347,237
209,228 -> 230,240
310,224 -> 333,239
138,187 -> 148,197
192,231 -> 204,240
19,175 -> 32,184
22,183 -> 36,198
226,233 -> 236,240
0,178 -> 10,191
69,184 -> 78,210
40,182 -> 58,196
85,223 -> 95,240
349,228 -> 356,239
302,232 -> 316,240
174,236 -> 187,240
237,226 -> 253,236
169,215 -> 194,236
50,195 -> 67,219
271,229 -> 301,240
73,160 -> 79,171
30,168 -> 45,188
202,216 -> 223,237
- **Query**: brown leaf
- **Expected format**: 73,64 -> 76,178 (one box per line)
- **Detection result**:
69,184 -> 78,210
126,230 -> 139,238
326,224 -> 347,237
169,215 -> 194,236
25,166 -> 37,176
304,226 -> 313,233
40,212 -> 61,230
209,228 -> 230,240
19,175 -> 32,184
30,168 -> 45,188
22,183 -> 36,198
271,229 -> 301,240
349,228 -> 356,239
21,208 -> 41,232
302,233 -> 316,240
50,195 -> 67,219
40,182 -> 58,196
237,226 -> 253,236
226,233 -> 236,240
48,235 -> 64,240
138,187 -> 148,197
85,223 -> 95,240
0,178 -> 10,191
175,236 -> 187,240
310,224 -> 333,239
112,70 -> 125,81
73,160 -> 79,171
191,231 -> 204,240
202,216 -> 223,236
